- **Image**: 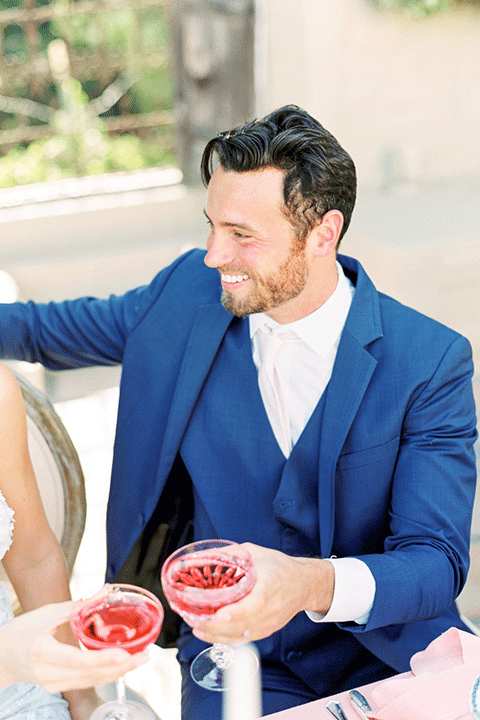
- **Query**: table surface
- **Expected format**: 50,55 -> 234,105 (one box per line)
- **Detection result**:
262,671 -> 412,719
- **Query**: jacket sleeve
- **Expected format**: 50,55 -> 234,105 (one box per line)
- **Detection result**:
0,252 -> 195,370
346,334 -> 477,632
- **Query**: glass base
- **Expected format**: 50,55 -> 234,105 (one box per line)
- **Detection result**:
88,699 -> 157,720
190,645 -> 258,692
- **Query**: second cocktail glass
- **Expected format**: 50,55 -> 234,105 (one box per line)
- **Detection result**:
161,539 -> 256,691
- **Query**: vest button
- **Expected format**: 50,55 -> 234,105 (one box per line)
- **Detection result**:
286,650 -> 301,661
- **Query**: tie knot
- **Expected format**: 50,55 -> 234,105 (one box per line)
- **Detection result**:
257,325 -> 298,355
258,324 -> 298,340
256,327 -> 301,376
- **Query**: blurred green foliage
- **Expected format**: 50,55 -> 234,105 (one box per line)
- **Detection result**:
0,73 -> 175,187
0,127 -> 175,187
0,0 -> 175,187
373,0 -> 479,16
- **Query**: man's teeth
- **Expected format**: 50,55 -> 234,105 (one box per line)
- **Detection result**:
221,273 -> 249,284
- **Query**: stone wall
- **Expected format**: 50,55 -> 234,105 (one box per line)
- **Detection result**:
260,0 -> 480,189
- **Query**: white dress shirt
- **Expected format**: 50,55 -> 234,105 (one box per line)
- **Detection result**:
249,262 -> 375,624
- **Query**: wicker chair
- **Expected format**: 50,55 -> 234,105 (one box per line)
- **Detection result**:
0,372 -> 86,610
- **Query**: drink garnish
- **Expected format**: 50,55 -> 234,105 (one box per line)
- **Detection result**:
90,611 -> 136,642
170,558 -> 247,591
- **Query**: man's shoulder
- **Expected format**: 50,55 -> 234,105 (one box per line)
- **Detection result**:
378,292 -> 462,343
371,288 -> 473,379
340,253 -> 466,346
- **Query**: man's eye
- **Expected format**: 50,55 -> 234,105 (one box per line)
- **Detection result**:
234,231 -> 249,240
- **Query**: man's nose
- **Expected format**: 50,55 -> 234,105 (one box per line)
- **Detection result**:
204,233 -> 235,268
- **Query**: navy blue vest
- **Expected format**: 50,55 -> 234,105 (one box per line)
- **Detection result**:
179,317 -> 385,694
181,316 -> 324,554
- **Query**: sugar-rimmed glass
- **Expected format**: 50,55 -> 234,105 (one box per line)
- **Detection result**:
161,539 -> 256,691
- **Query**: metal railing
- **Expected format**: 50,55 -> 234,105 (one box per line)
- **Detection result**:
0,0 -> 175,152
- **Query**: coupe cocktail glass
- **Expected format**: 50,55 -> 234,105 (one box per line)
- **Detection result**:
161,539 -> 256,691
70,583 -> 164,720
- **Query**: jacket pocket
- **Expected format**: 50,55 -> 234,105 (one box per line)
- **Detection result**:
337,436 -> 400,470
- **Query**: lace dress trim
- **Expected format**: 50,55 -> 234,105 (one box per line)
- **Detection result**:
0,490 -> 70,718
0,489 -> 14,563
0,489 -> 15,629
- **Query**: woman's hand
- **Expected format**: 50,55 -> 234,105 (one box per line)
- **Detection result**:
0,601 -> 148,693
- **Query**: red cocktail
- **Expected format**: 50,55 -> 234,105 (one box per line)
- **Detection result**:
161,539 -> 256,691
71,583 -> 163,719
72,589 -> 162,654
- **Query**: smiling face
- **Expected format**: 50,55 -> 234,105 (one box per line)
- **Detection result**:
204,166 -> 332,323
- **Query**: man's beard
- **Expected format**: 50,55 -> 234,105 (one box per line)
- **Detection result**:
220,244 -> 308,318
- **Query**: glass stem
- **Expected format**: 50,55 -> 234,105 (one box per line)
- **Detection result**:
210,643 -> 234,670
116,675 -> 127,704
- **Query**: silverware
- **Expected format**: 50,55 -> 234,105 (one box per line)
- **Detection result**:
349,689 -> 372,719
470,674 -> 480,719
326,700 -> 349,720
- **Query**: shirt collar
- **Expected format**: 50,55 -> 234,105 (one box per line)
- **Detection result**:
249,262 -> 354,358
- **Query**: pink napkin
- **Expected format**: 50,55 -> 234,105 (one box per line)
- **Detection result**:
366,628 -> 480,720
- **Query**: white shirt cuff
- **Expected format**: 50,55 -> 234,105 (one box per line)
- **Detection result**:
305,557 -> 375,625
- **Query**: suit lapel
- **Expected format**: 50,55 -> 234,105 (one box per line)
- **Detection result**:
318,333 -> 378,556
155,255 -> 385,559
158,302 -> 234,475
318,256 -> 383,557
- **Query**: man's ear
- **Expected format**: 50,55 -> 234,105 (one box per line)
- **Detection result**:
310,210 -> 344,257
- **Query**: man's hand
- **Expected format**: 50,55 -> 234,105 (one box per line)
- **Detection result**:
192,543 -> 334,645
0,601 -> 148,693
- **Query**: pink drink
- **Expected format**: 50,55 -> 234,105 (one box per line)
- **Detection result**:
162,547 -> 255,625
71,588 -> 163,654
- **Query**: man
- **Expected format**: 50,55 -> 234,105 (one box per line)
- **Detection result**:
0,106 -> 477,718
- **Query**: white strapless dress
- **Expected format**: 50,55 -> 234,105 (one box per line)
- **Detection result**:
0,490 -> 70,719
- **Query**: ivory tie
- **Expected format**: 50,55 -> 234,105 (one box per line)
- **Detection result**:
256,326 -> 300,457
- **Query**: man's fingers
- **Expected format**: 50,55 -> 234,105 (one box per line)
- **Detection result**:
193,620 -> 255,644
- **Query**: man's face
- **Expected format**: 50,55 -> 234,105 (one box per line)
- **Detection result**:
204,166 -> 311,323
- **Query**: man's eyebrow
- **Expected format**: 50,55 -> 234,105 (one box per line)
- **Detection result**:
203,210 -> 256,233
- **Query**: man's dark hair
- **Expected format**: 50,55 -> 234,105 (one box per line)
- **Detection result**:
201,105 -> 356,246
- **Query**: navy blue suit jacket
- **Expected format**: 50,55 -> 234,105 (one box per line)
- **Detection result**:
0,251 -> 477,672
